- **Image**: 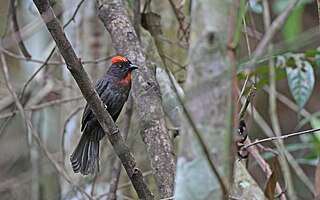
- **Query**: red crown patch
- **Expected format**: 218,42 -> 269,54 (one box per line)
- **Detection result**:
111,56 -> 127,64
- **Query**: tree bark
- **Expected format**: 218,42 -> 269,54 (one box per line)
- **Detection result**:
98,0 -> 176,198
32,0 -> 153,199
175,0 -> 232,199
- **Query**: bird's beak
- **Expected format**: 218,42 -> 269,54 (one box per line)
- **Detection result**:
129,64 -> 138,71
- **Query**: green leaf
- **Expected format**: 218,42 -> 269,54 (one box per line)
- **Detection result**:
305,50 -> 320,58
311,136 -> 320,156
286,60 -> 315,113
283,5 -> 304,40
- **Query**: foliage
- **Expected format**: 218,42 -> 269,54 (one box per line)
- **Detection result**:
279,53 -> 315,115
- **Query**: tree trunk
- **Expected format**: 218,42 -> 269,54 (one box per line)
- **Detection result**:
175,0 -> 232,199
98,0 -> 176,198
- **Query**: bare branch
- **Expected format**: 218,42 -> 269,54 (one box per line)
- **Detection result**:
168,0 -> 189,43
243,128 -> 320,150
10,0 -> 31,59
0,96 -> 83,119
3,49 -> 113,65
244,138 -> 286,199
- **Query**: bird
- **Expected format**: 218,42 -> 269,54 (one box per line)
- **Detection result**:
70,56 -> 137,175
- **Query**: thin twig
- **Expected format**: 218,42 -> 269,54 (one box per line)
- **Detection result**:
60,106 -> 83,169
157,35 -> 188,49
10,0 -> 31,59
244,138 -> 286,199
262,0 -> 296,198
0,96 -> 82,119
63,0 -> 85,28
2,49 -> 113,65
19,47 -> 56,100
247,0 -> 299,71
240,92 -> 315,194
243,128 -> 320,150
13,0 -> 84,112
161,53 -> 186,69
168,0 -> 189,43
96,171 -> 153,200
263,86 -> 311,118
237,16 -> 252,103
0,51 -> 92,199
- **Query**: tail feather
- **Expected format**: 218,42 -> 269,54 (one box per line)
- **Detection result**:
70,128 -> 100,175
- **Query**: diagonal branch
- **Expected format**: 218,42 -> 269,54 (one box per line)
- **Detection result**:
247,0 -> 298,71
31,0 -> 153,199
98,0 -> 176,198
0,52 -> 91,199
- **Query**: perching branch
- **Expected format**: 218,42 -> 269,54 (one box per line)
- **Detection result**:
31,0 -> 153,199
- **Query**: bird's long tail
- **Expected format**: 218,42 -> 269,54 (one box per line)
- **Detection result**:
70,127 -> 103,175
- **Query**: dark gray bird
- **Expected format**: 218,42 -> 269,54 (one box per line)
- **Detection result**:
70,56 -> 137,175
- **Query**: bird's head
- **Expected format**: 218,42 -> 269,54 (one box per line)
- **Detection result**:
107,56 -> 138,82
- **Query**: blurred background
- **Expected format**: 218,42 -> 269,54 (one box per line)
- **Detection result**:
0,0 -> 320,199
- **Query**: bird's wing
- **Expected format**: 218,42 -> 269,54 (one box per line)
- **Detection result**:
81,77 -> 109,131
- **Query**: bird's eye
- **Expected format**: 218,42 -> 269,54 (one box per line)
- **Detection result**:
119,65 -> 123,68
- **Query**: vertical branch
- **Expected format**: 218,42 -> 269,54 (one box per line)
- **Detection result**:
98,1 -> 176,198
227,0 -> 238,186
262,1 -> 296,199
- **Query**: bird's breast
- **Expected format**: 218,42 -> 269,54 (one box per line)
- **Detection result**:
120,73 -> 131,84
